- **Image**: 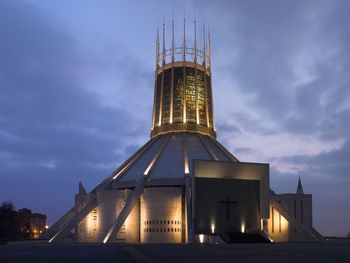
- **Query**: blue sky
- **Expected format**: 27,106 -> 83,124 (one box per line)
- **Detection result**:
1,0 -> 350,236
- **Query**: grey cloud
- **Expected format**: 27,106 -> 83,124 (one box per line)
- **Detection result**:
216,122 -> 241,135
0,1 -> 149,222
202,0 -> 350,140
269,137 -> 350,180
234,147 -> 255,155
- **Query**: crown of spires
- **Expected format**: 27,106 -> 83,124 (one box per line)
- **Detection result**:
155,17 -> 211,68
296,177 -> 304,195
150,16 -> 216,138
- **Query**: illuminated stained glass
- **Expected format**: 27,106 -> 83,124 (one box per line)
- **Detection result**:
154,66 -> 214,130
173,67 -> 184,123
154,73 -> 162,126
196,71 -> 207,125
206,74 -> 213,128
162,70 -> 171,125
185,67 -> 196,123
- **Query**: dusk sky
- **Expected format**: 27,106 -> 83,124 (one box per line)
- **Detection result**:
1,0 -> 349,237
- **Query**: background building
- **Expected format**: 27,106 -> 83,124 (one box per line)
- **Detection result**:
0,202 -> 47,240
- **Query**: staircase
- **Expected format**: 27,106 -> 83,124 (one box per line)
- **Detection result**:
221,231 -> 271,243
270,191 -> 324,242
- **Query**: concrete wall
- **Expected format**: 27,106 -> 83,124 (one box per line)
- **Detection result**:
140,187 -> 183,243
267,193 -> 313,242
276,194 -> 312,227
96,190 -> 125,242
267,205 -> 289,242
124,198 -> 140,243
75,189 -> 140,243
75,193 -> 99,242
275,194 -> 313,241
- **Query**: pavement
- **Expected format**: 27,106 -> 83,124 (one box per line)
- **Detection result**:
0,240 -> 349,262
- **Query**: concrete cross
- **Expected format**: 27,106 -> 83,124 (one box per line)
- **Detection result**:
219,196 -> 238,220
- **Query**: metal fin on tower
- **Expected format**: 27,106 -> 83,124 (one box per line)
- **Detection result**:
162,18 -> 166,65
208,28 -> 211,69
171,16 -> 175,62
194,19 -> 197,63
183,16 -> 186,61
156,24 -> 160,67
202,24 -> 206,67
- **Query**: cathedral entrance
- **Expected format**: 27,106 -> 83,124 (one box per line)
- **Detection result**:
194,177 -> 260,236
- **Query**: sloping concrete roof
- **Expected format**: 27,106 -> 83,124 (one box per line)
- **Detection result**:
113,132 -> 238,184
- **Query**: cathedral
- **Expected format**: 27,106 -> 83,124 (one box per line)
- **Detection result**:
46,20 -> 323,244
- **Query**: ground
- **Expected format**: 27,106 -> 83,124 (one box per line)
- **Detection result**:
0,240 -> 349,262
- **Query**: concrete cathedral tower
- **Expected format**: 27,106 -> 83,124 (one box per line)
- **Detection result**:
151,18 -> 216,139
46,19 -> 323,244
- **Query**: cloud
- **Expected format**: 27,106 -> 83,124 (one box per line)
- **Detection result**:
203,0 -> 350,169
0,1 -> 151,222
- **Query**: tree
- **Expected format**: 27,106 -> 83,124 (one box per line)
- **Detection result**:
0,201 -> 15,211
0,201 -> 19,240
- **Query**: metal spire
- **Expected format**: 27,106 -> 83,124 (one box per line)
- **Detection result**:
208,28 -> 211,70
194,19 -> 197,63
156,24 -> 160,67
162,18 -> 166,65
202,24 -> 206,67
183,16 -> 186,61
296,176 -> 304,195
171,16 -> 175,62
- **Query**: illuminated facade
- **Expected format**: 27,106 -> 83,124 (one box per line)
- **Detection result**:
47,19 -> 323,244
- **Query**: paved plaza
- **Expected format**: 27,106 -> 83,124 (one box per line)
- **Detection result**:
1,240 -> 349,263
